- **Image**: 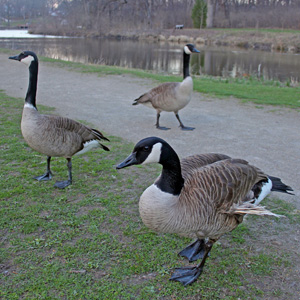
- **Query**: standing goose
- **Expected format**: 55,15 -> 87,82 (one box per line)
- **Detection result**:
133,44 -> 200,130
9,51 -> 109,189
116,137 -> 293,286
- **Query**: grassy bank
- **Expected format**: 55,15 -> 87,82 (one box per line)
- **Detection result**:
40,56 -> 300,109
1,48 -> 299,108
28,24 -> 300,53
1,91 -> 300,299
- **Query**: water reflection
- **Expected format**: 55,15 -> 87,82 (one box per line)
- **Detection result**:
0,32 -> 299,83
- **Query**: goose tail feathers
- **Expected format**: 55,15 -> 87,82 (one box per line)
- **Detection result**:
269,176 -> 294,195
132,93 -> 146,105
91,128 -> 110,142
91,129 -> 110,151
132,99 -> 139,105
99,143 -> 110,151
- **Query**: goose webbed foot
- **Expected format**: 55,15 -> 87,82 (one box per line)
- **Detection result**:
34,171 -> 52,181
156,125 -> 170,130
54,158 -> 72,189
175,113 -> 195,131
35,156 -> 52,181
170,239 -> 215,286
54,180 -> 72,189
178,239 -> 206,262
180,125 -> 195,131
169,266 -> 203,286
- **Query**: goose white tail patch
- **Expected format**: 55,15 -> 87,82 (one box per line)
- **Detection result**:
142,142 -> 162,165
254,178 -> 272,205
76,140 -> 99,156
21,55 -> 35,66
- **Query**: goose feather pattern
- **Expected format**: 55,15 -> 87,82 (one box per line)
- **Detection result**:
21,108 -> 109,158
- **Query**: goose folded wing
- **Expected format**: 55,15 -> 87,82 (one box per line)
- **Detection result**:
183,158 -> 268,213
181,154 -> 231,179
149,83 -> 179,107
135,82 -> 177,105
43,114 -> 107,141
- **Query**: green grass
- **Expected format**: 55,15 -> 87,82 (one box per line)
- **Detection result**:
214,27 -> 300,34
0,90 -> 299,299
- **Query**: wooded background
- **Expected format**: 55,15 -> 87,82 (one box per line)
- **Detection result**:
1,0 -> 300,33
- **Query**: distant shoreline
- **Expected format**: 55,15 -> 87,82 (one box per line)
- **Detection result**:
27,27 -> 300,53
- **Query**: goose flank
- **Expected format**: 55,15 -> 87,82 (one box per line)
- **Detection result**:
116,136 -> 293,286
132,44 -> 200,131
9,51 -> 109,189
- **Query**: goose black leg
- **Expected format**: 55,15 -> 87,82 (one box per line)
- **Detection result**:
34,156 -> 53,181
156,112 -> 170,130
54,158 -> 72,189
170,239 -> 215,286
175,113 -> 195,131
178,239 -> 206,262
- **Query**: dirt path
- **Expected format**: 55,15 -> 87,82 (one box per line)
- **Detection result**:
1,53 -> 299,202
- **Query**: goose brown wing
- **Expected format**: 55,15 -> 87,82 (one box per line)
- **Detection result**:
182,158 -> 268,212
134,82 -> 178,107
39,114 -> 109,153
181,154 -> 231,179
42,114 -> 107,140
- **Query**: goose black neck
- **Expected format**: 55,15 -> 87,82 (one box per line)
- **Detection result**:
25,60 -> 38,108
155,146 -> 184,195
183,51 -> 190,79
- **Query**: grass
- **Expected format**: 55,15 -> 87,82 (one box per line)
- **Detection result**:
214,27 -> 300,34
0,90 -> 299,299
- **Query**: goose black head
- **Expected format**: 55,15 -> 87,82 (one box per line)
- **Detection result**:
184,44 -> 200,55
116,137 -> 170,169
9,51 -> 38,66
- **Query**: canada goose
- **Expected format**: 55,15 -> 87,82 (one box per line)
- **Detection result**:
133,44 -> 200,131
116,137 -> 293,286
9,51 -> 109,189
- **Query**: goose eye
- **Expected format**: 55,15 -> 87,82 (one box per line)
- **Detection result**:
143,146 -> 150,151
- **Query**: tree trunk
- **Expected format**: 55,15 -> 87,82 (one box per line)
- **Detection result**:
206,0 -> 215,28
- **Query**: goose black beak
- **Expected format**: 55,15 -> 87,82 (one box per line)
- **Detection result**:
193,48 -> 200,53
9,55 -> 20,61
116,152 -> 138,169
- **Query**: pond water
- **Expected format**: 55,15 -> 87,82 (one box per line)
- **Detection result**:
1,30 -> 299,83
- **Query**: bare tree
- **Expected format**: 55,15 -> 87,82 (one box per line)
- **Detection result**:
6,0 -> 299,34
206,0 -> 216,28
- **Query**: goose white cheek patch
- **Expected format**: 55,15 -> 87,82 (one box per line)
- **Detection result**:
142,142 -> 162,164
184,46 -> 192,55
21,55 -> 34,66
